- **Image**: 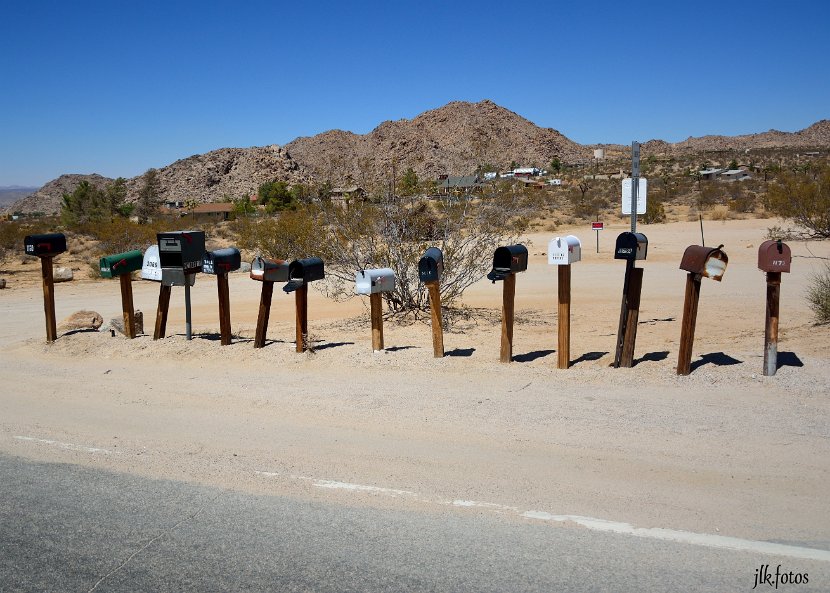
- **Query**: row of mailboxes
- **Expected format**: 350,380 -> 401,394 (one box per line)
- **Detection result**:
355,268 -> 396,295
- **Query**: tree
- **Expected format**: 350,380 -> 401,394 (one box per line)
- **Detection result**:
135,169 -> 162,224
106,177 -> 128,215
766,166 -> 830,238
398,168 -> 419,196
258,180 -> 294,212
60,181 -> 107,226
549,157 -> 562,173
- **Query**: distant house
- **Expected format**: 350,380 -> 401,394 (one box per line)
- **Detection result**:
329,186 -> 366,205
513,167 -> 541,177
164,200 -> 185,209
192,202 -> 234,222
547,179 -> 563,186
721,169 -> 751,181
435,175 -> 482,194
699,168 -> 725,181
483,171 -> 498,181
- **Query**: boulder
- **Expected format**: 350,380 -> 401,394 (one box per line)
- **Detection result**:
53,267 -> 73,282
110,310 -> 144,336
58,310 -> 103,332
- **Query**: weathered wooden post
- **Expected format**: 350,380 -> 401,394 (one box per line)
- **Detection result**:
612,232 -> 648,368
356,268 -> 396,352
757,240 -> 792,376
250,256 -> 290,348
100,250 -> 144,338
202,248 -> 241,345
283,257 -> 325,353
419,247 -> 445,358
676,245 -> 728,375
548,235 -> 582,369
24,233 -> 67,343
488,245 -> 528,363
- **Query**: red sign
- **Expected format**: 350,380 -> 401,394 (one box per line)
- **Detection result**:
592,222 -> 604,231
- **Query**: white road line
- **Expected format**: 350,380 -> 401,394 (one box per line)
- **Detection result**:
14,436 -> 114,455
255,470 -> 830,562
522,512 -> 830,563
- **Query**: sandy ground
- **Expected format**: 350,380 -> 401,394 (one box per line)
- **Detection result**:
1,218 -> 829,553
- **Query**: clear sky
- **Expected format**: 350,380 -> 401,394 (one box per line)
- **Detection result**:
1,0 -> 828,187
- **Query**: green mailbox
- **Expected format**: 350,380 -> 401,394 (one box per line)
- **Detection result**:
100,250 -> 144,279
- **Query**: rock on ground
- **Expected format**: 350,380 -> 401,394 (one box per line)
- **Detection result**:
110,311 -> 144,336
58,310 -> 103,332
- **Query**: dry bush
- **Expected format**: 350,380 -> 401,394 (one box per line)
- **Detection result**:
807,263 -> 830,324
709,205 -> 730,221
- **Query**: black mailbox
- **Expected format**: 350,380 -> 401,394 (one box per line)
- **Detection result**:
614,232 -> 648,261
419,247 -> 444,283
203,247 -> 241,275
283,257 -> 325,293
24,233 -> 67,257
157,231 -> 206,274
487,244 -> 528,282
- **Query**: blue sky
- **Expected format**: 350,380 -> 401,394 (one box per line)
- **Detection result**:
1,0 -> 828,186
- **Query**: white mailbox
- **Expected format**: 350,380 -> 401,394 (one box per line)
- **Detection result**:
548,235 -> 582,265
142,246 -> 194,285
355,268 -> 396,295
141,245 -> 162,281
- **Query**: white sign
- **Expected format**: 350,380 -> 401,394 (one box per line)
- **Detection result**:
622,178 -> 647,215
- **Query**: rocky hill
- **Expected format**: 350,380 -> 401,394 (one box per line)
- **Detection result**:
122,145 -> 310,204
286,100 -> 589,187
8,174 -> 114,216
7,100 -> 829,215
7,146 -> 309,216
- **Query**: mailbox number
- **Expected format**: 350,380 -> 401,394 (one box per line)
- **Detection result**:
26,245 -> 34,252
618,248 -> 633,254
772,260 -> 785,266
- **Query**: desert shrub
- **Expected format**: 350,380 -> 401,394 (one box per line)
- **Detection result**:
710,205 -> 730,221
234,189 -> 530,315
79,217 -> 170,256
0,221 -> 29,262
642,198 -> 666,224
806,263 -> 830,324
766,166 -> 830,238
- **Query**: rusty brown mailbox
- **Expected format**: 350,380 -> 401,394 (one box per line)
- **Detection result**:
758,240 -> 792,376
679,245 -> 728,281
677,244 -> 729,375
758,240 -> 791,273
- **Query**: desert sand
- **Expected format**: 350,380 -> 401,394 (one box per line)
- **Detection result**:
1,218 -> 829,553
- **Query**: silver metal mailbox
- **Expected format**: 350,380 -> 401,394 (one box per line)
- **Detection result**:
548,235 -> 582,265
355,268 -> 396,295
250,256 -> 290,282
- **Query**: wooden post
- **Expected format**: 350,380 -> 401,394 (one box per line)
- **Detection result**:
619,267 -> 644,367
40,256 -> 57,342
119,273 -> 137,339
217,273 -> 232,346
295,283 -> 308,353
677,272 -> 702,375
764,272 -> 781,376
427,281 -> 444,358
254,281 -> 274,349
370,292 -> 384,351
613,260 -> 633,368
153,284 -> 172,340
557,264 -> 571,369
500,273 -> 516,363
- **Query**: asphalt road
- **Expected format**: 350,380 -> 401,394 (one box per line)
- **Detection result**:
1,454 -> 827,593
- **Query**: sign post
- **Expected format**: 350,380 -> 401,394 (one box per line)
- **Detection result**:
591,221 -> 604,253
